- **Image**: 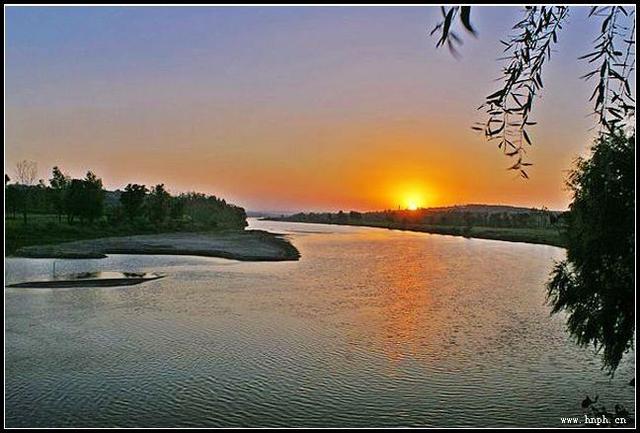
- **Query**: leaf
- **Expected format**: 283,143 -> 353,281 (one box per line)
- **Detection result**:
460,6 -> 477,35
486,89 -> 505,101
508,158 -> 522,170
601,14 -> 612,33
578,51 -> 599,60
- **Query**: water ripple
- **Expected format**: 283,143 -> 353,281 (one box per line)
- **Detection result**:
5,220 -> 635,427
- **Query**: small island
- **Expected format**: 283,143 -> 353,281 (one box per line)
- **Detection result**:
5,166 -> 299,262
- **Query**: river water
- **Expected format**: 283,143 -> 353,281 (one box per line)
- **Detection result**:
4,218 -> 635,427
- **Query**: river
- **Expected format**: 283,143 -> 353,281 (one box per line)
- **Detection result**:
4,218 -> 635,427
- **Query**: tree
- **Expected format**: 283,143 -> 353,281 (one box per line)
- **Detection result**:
146,184 -> 171,225
15,160 -> 37,186
14,160 -> 37,223
64,179 -> 85,224
49,166 -> 70,222
169,195 -> 185,220
5,183 -> 21,219
120,183 -> 148,222
547,131 -> 634,374
63,171 -> 105,224
178,192 -> 247,229
431,6 -> 635,376
32,179 -> 50,213
82,171 -> 105,223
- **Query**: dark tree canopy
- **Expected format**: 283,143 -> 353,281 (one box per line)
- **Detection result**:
49,166 -> 69,190
120,183 -> 148,222
82,171 -> 105,223
49,166 -> 70,222
62,171 -> 105,223
547,131 -> 635,373
146,183 -> 171,224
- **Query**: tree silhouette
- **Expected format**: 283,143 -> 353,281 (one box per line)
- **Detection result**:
15,160 -> 37,186
547,131 -> 634,373
120,183 -> 148,222
83,171 -> 105,223
49,166 -> 70,222
63,171 -> 105,223
146,184 -> 171,225
432,6 -> 635,375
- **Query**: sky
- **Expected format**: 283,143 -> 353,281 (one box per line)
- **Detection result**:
5,6 -> 628,212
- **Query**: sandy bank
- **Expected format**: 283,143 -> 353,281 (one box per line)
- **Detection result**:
13,230 -> 300,261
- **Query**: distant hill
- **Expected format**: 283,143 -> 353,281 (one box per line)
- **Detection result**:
403,204 -> 563,215
245,210 -> 292,218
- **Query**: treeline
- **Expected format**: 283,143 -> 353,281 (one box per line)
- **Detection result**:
5,164 -> 247,230
277,205 -> 565,230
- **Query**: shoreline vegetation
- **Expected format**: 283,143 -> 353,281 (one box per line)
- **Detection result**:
266,204 -> 567,248
5,165 -> 299,261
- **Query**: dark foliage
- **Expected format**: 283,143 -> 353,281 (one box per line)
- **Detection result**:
63,172 -> 105,224
5,165 -> 248,234
547,131 -> 634,373
120,183 -> 148,222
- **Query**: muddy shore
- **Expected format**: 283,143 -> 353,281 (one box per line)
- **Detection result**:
13,230 -> 300,261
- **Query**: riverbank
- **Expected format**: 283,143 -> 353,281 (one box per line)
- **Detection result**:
265,218 -> 565,248
11,230 -> 300,261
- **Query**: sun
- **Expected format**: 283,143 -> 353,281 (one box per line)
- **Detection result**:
404,193 -> 424,210
390,182 -> 435,211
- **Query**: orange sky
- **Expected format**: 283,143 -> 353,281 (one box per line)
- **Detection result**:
6,7 -> 613,212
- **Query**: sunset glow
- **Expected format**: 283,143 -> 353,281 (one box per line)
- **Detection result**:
5,7 -> 604,211
403,192 -> 424,210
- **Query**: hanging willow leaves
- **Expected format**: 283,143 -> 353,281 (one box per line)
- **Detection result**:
477,6 -> 569,175
430,6 -> 636,178
431,6 -> 636,379
581,6 -> 636,133
460,7 -> 476,35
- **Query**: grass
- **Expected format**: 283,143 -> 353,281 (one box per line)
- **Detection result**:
5,214 -> 149,255
4,213 -> 236,256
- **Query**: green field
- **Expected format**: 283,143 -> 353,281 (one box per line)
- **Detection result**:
4,214 -> 198,255
380,222 -> 565,247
